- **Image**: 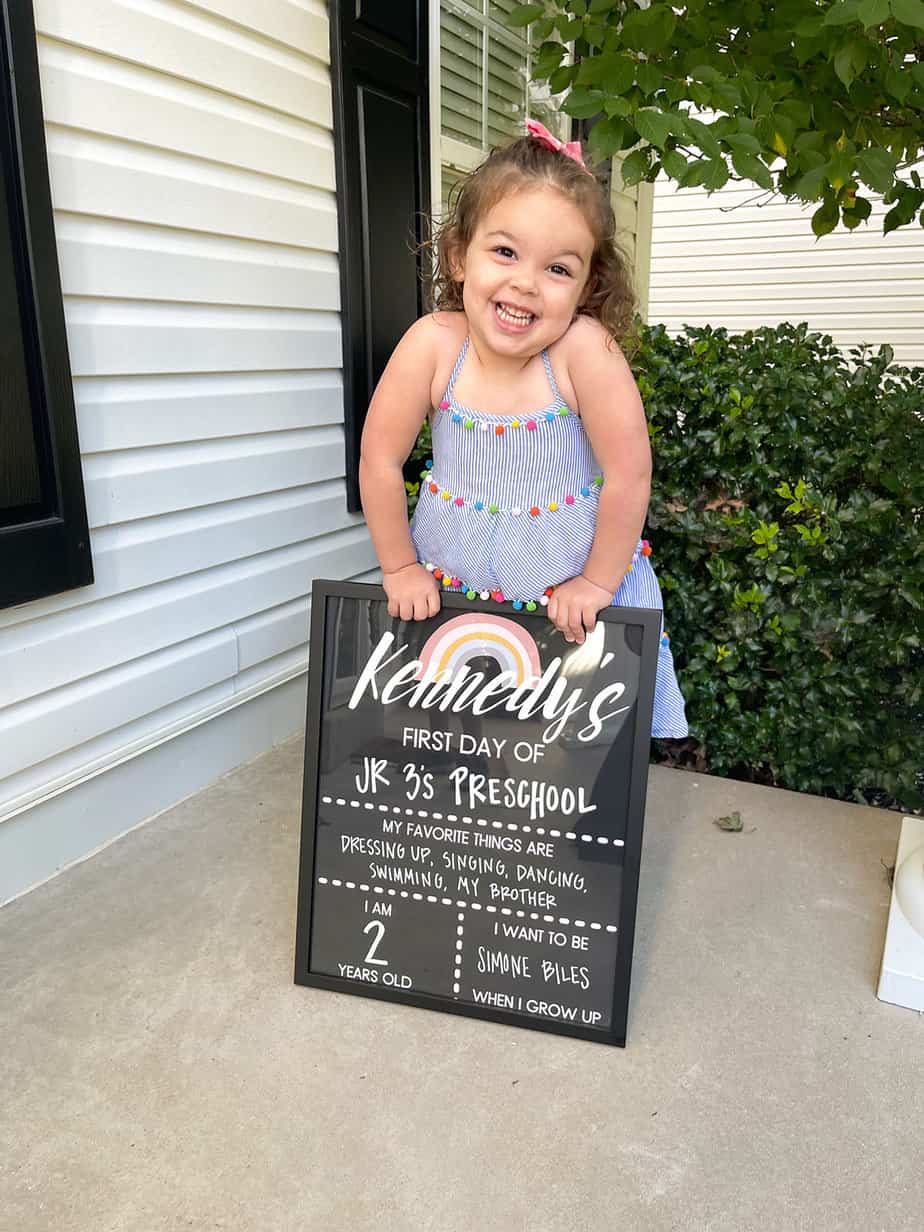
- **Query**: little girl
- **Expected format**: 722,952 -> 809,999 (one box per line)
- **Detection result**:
359,120 -> 688,738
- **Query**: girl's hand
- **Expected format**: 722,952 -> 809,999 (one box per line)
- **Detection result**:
547,574 -> 614,644
383,563 -> 441,622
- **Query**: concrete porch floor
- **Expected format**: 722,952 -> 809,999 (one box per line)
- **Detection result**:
1,736 -> 922,1232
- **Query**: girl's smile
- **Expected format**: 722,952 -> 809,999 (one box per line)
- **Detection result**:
494,300 -> 536,332
453,185 -> 595,359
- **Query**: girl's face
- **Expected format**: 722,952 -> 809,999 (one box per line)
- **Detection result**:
453,184 -> 596,358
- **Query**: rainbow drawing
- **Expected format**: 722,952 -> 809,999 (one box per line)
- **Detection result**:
417,614 -> 542,688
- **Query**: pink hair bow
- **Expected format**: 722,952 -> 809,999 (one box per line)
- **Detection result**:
525,117 -> 590,173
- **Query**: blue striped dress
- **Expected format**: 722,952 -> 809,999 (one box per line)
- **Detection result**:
410,334 -> 688,738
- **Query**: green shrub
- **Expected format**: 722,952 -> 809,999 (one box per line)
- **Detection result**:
404,322 -> 922,809
638,322 -> 922,811
404,416 -> 432,515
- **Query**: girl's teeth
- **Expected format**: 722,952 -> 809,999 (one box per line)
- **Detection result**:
496,303 -> 533,324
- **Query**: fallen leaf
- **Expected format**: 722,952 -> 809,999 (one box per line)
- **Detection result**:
704,497 -> 745,512
714,810 -> 743,832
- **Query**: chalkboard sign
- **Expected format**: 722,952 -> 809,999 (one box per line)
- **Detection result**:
294,581 -> 659,1046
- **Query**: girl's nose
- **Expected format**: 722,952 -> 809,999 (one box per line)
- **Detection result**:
510,269 -> 538,294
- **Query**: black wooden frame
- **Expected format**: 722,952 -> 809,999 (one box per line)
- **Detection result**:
329,0 -> 431,513
295,580 -> 660,1047
0,0 -> 92,610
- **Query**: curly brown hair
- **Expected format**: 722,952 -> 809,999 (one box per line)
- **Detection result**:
420,135 -> 637,349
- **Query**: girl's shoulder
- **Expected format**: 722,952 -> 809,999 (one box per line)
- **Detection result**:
385,311 -> 465,411
556,313 -> 621,364
424,310 -> 469,409
552,315 -> 628,411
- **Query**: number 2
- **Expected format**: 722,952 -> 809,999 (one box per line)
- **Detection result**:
362,920 -> 388,966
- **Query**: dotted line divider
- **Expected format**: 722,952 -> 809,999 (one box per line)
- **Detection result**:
316,876 -> 618,933
320,796 -> 625,848
454,912 -> 465,998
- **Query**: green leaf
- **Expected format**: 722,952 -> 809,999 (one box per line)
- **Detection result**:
603,93 -> 632,117
684,114 -> 723,160
549,64 -> 578,94
601,53 -> 636,95
842,194 -> 873,224
794,131 -> 826,153
533,45 -> 565,77
634,107 -> 676,148
812,200 -> 839,236
891,0 -> 924,29
826,151 -> 854,190
621,4 -> 677,52
824,0 -> 862,24
662,148 -> 690,179
712,81 -> 743,110
588,116 -> 628,159
732,152 -> 774,189
724,132 -> 762,154
855,147 -> 898,193
777,99 -> 813,130
636,62 -> 664,95
689,64 -> 723,83
857,0 -> 890,24
833,41 -> 867,88
795,149 -> 827,172
703,158 -> 730,190
681,160 -> 713,188
505,3 -> 544,28
562,86 -> 605,118
882,182 -> 924,232
885,68 -> 912,103
576,55 -> 606,86
584,18 -> 608,47
794,166 -> 829,199
556,15 -> 584,40
619,147 -> 651,187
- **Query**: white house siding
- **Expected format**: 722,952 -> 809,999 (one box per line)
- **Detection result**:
0,0 -> 379,903
648,176 -> 924,370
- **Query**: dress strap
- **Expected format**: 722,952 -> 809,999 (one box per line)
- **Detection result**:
541,348 -> 564,404
441,334 -> 471,404
442,335 -> 563,407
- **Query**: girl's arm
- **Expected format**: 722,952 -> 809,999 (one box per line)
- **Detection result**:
549,317 -> 652,643
359,315 -> 441,621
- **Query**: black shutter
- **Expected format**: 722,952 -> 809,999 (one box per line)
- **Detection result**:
330,0 -> 431,513
0,0 -> 92,611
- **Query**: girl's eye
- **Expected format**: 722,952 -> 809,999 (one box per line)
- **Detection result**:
494,245 -> 515,258
549,264 -> 571,277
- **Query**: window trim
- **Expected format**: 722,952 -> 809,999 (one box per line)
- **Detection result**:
0,0 -> 92,610
433,2 -> 572,203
